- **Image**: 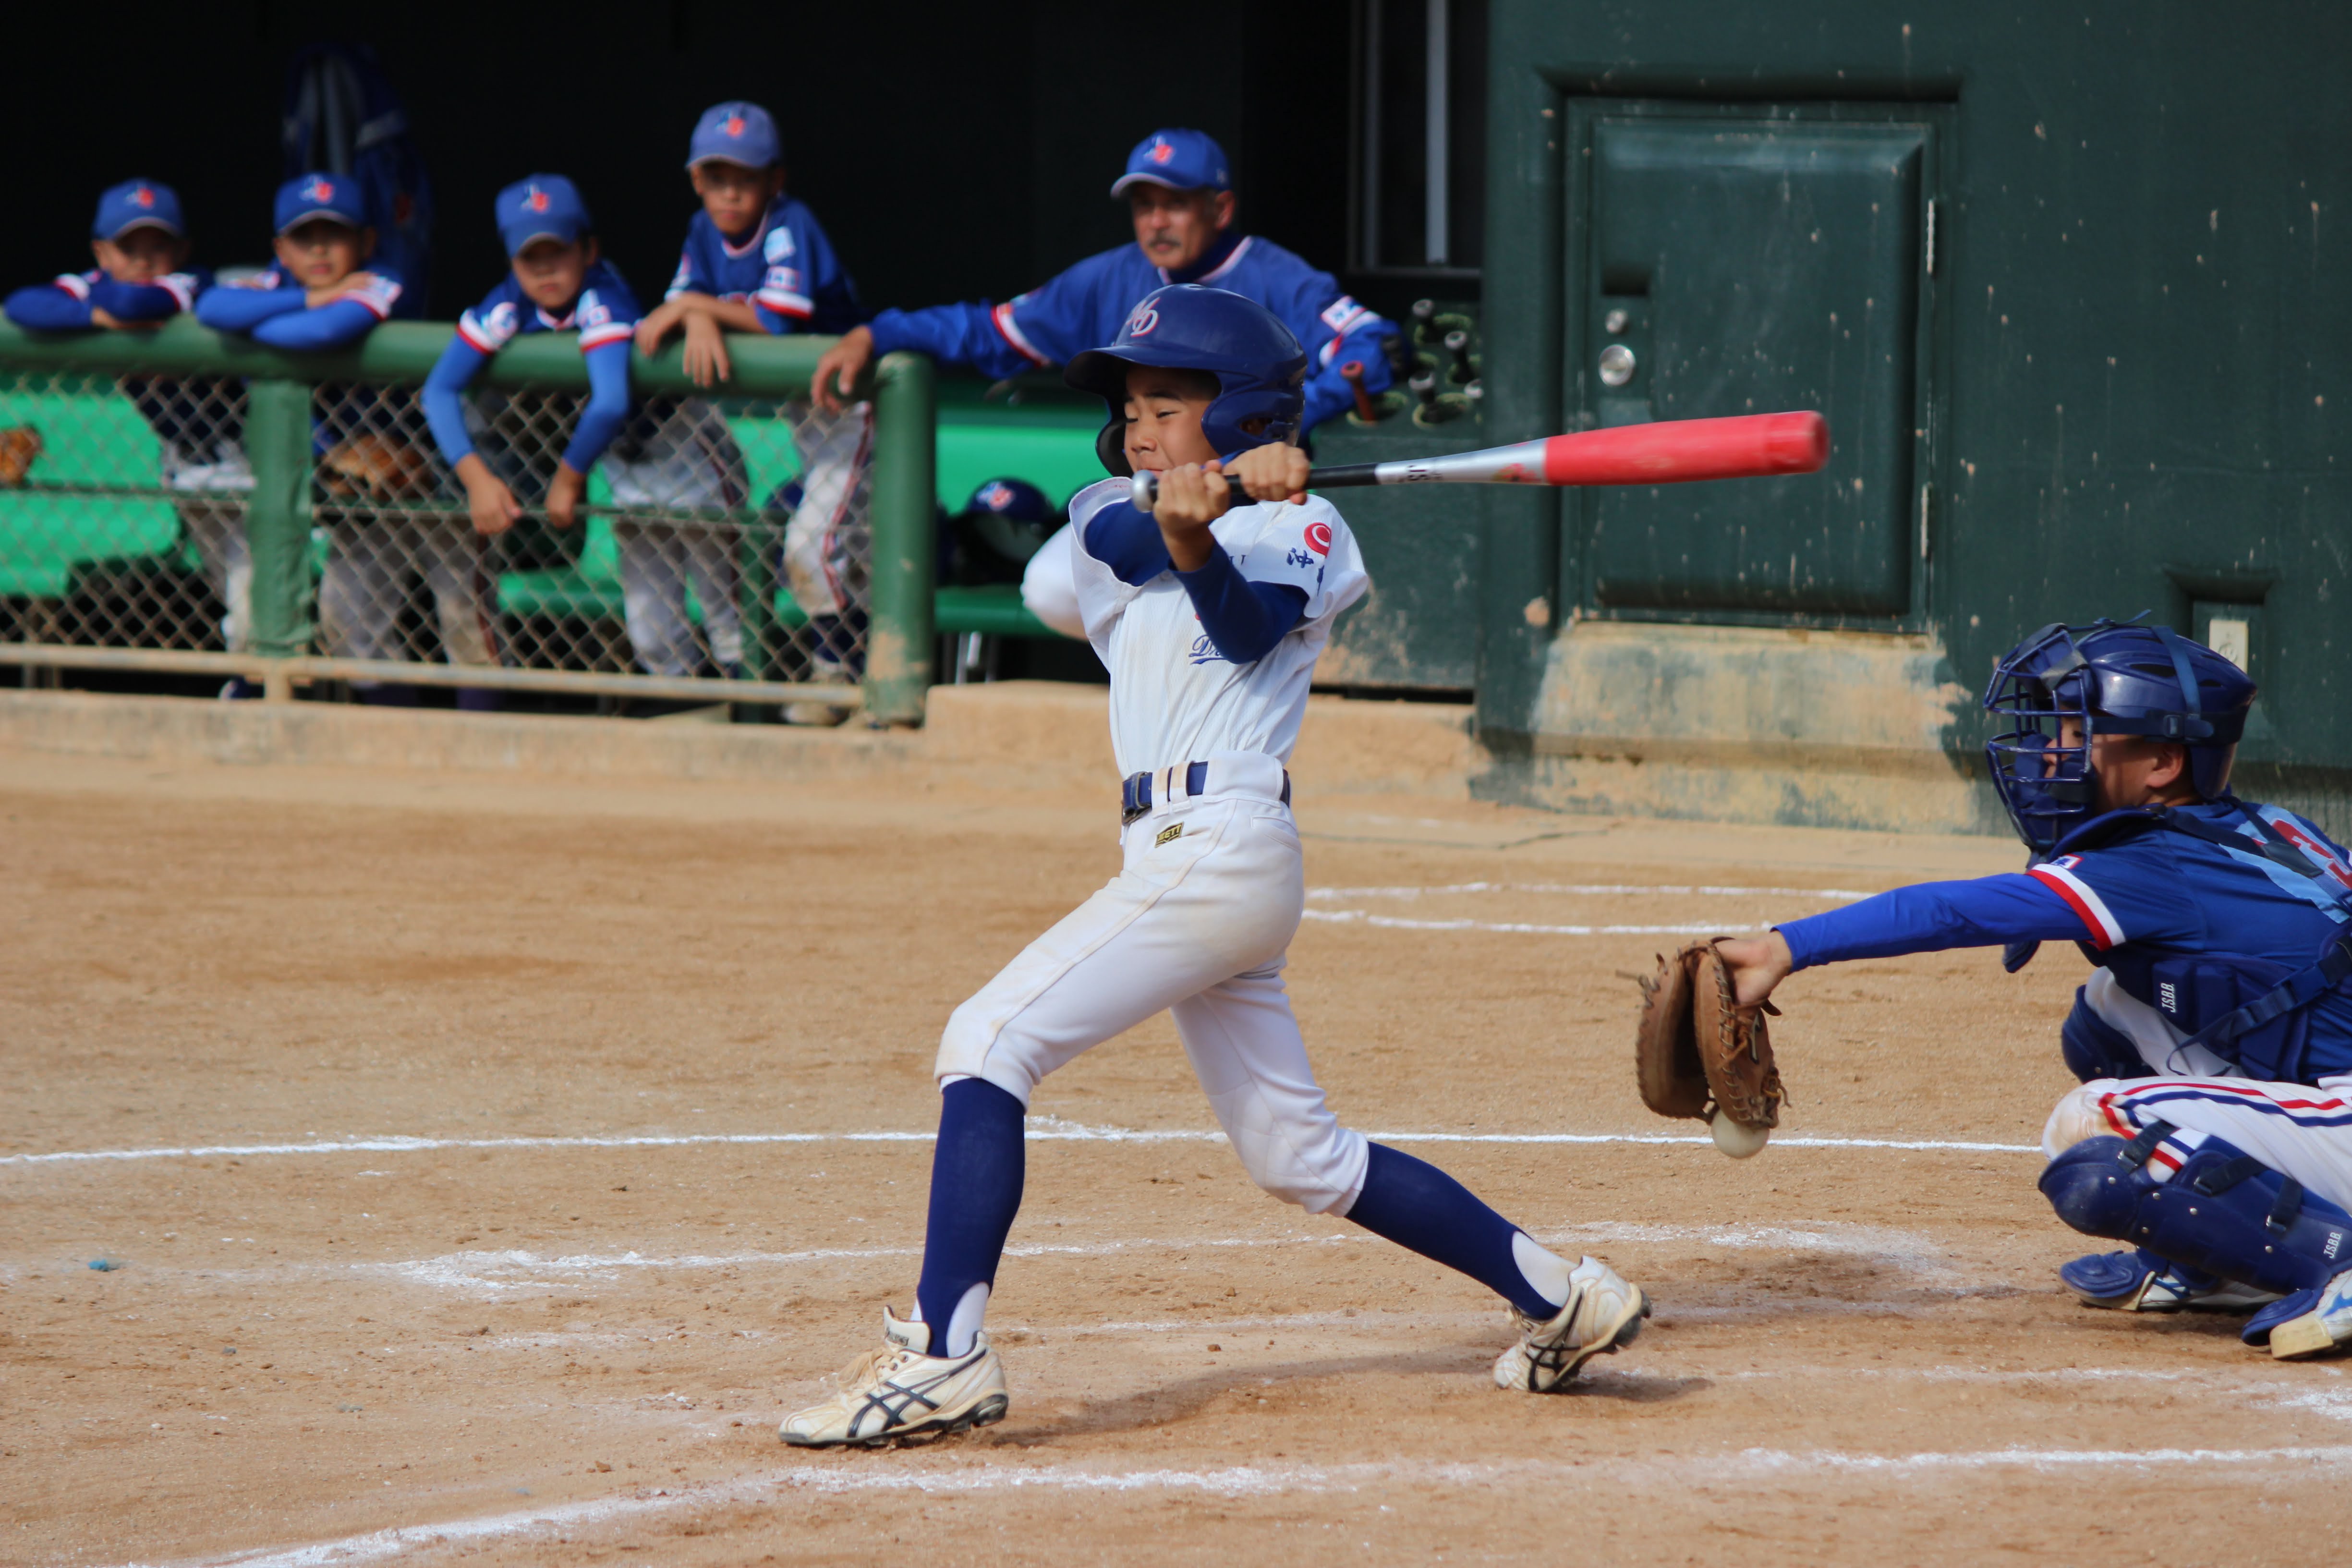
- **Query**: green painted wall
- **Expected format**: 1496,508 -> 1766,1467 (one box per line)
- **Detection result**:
1478,1 -> 2349,795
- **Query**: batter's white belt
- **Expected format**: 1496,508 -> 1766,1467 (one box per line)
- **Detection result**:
1120,753 -> 1291,826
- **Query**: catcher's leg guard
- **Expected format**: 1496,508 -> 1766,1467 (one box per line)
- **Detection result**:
2039,1128 -> 2352,1300
2061,987 -> 2154,1083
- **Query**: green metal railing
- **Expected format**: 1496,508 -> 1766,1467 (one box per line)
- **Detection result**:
0,318 -> 936,723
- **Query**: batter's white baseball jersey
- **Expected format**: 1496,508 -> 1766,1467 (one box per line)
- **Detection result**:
1067,477 -> 1370,778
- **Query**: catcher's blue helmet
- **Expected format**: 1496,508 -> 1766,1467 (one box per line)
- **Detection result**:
1983,617 -> 2257,852
1064,284 -> 1307,475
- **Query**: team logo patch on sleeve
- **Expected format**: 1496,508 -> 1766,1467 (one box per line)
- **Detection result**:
1303,521 -> 1332,557
764,227 -> 797,262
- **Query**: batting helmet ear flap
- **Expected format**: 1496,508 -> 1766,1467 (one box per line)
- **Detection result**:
1095,418 -> 1133,478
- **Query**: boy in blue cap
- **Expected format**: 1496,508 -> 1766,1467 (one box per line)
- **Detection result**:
5,181 -> 248,676
623,101 -> 870,687
345,175 -> 634,703
196,173 -> 405,348
5,180 -> 207,333
194,173 -> 411,678
633,101 -> 864,383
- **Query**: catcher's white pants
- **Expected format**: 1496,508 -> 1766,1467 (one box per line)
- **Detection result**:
317,519 -> 499,668
936,752 -> 1370,1214
2045,968 -> 2352,1210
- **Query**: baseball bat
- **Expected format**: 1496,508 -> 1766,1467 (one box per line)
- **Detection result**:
1127,410 -> 1829,509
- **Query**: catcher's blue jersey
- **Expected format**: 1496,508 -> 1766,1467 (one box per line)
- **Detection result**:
664,196 -> 864,336
865,231 -> 1394,433
1781,800 -> 2352,1079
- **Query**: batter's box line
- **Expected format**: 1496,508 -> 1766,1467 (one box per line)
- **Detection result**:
0,1126 -> 2043,1167
102,1446 -> 2352,1568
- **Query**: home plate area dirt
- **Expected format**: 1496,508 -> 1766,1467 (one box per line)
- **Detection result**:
4,752 -> 2348,1566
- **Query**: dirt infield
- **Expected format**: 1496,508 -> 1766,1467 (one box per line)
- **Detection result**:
5,741 -> 2349,1566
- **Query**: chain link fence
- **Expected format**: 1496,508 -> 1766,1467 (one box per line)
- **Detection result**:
0,321 -> 935,720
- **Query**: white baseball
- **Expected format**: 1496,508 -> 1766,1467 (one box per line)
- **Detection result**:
1710,1111 -> 1770,1160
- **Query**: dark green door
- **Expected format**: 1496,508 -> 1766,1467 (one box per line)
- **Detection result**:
1574,109 -> 1939,621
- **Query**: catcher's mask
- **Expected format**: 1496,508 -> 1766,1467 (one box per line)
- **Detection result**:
1982,615 -> 2256,853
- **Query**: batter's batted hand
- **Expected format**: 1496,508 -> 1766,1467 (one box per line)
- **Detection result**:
812,326 -> 874,414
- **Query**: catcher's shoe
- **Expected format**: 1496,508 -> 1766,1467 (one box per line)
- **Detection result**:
779,1307 -> 1009,1448
2060,1248 -> 2282,1313
2249,1268 -> 2352,1361
1493,1256 -> 1649,1393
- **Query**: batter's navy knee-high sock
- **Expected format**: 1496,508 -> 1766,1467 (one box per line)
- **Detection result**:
913,1077 -> 1027,1357
1344,1142 -> 1571,1319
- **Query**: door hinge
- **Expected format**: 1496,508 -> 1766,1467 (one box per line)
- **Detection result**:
1925,199 -> 1940,278
1919,483 -> 1935,560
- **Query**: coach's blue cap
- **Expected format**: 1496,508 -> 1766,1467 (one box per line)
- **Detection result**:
495,174 -> 591,256
275,172 -> 369,235
1109,129 -> 1230,197
687,102 -> 780,170
91,179 -> 184,241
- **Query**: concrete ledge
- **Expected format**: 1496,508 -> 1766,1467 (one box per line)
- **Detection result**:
0,682 -> 1481,801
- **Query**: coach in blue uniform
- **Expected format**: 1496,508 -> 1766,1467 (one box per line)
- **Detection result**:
811,129 -> 1394,434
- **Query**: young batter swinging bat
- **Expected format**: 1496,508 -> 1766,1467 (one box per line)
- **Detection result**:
1128,410 -> 1830,508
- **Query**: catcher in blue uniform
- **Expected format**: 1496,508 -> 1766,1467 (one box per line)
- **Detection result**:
1720,618 -> 2352,1358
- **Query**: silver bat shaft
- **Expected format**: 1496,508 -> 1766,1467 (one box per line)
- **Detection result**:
1126,441 -> 1548,510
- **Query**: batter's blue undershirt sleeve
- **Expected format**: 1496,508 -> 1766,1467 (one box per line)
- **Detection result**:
561,340 -> 633,473
5,285 -> 95,331
421,337 -> 488,466
249,298 -> 381,352
1176,545 -> 1308,664
87,277 -> 183,323
196,286 -> 305,333
1082,499 -> 1174,586
1778,874 -> 2089,971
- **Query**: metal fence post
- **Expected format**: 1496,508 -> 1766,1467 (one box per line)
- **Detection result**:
242,377 -> 314,683
864,351 -> 935,726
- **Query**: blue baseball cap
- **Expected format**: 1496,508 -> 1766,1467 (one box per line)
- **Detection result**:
687,102 -> 780,170
92,179 -> 184,241
1109,129 -> 1230,197
275,172 -> 369,235
495,174 -> 592,256
960,477 -> 1056,524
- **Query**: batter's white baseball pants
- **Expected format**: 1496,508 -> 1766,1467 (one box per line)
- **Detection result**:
936,751 -> 1371,1214
2045,966 -> 2352,1209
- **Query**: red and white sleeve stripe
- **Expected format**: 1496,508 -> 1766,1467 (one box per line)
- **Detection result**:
990,302 -> 1051,367
157,273 -> 198,311
2029,862 -> 2126,949
52,273 -> 91,300
455,312 -> 503,354
578,322 -> 633,351
757,290 -> 813,320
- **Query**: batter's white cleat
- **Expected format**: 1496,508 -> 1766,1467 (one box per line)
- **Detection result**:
1492,1255 -> 1649,1393
779,1307 -> 1010,1447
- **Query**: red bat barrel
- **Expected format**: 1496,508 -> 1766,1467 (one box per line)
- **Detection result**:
1540,412 -> 1828,486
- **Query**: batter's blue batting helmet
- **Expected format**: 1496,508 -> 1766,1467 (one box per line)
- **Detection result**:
1064,284 -> 1307,475
1983,617 -> 2258,852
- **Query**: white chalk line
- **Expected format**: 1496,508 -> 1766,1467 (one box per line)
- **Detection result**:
128,1443 -> 2352,1568
1307,882 -> 1876,901
1303,910 -> 1738,936
0,1121 -> 2040,1168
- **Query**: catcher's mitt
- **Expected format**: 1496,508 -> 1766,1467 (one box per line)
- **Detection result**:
0,425 -> 43,488
319,434 -> 437,501
1634,940 -> 1786,1155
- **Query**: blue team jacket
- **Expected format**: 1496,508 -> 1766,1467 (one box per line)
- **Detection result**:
864,231 -> 1395,433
